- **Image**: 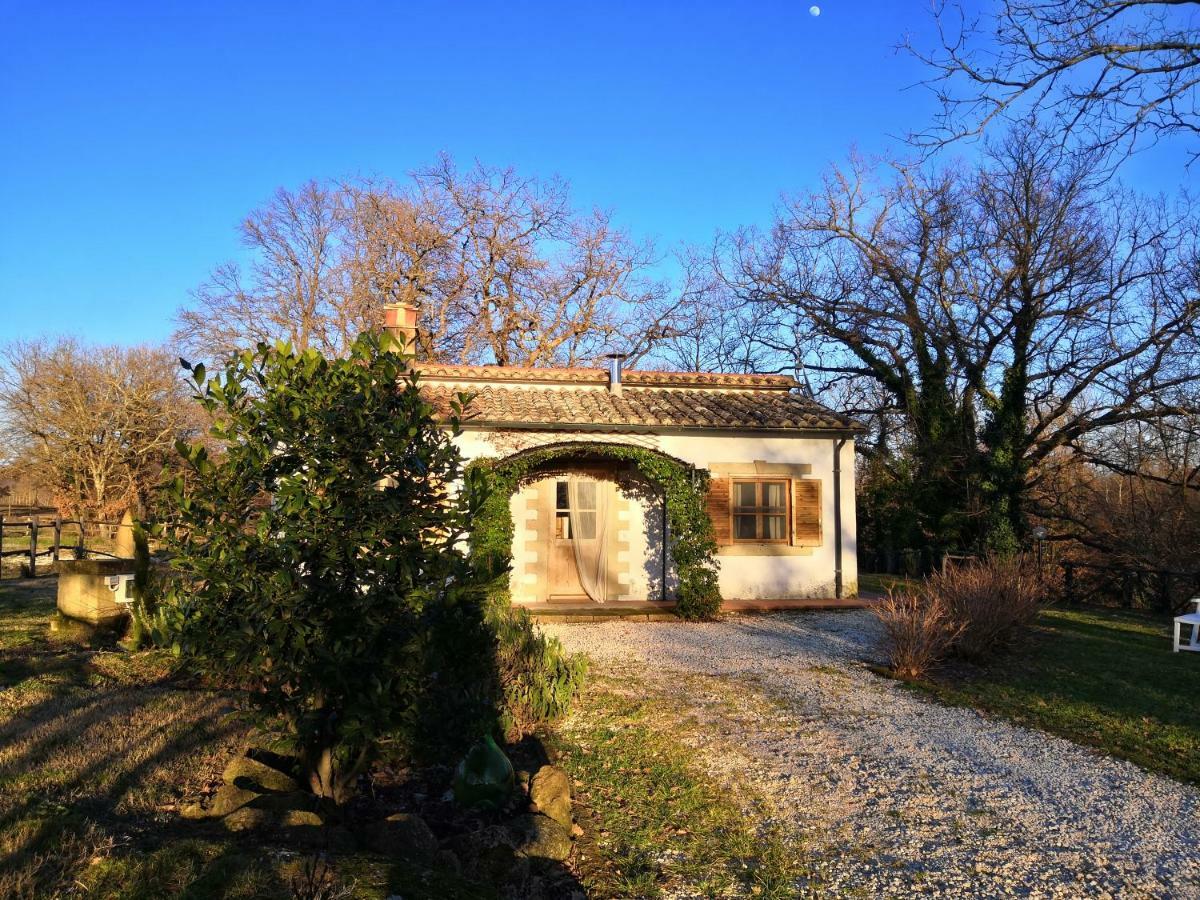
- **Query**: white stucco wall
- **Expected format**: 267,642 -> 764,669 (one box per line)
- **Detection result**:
454,427 -> 858,601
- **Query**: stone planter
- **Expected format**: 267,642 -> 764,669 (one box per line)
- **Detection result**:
55,558 -> 136,625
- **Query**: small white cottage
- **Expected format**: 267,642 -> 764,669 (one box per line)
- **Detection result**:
386,304 -> 862,610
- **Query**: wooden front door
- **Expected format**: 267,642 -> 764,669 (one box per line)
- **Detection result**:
546,478 -> 592,603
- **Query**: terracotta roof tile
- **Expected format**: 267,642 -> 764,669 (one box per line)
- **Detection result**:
416,364 -> 796,390
421,383 -> 861,433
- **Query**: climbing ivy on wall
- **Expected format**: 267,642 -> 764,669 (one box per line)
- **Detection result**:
467,442 -> 723,620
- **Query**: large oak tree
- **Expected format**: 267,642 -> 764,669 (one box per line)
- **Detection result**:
913,0 -> 1200,162
706,130 -> 1200,552
177,156 -> 670,367
0,338 -> 200,522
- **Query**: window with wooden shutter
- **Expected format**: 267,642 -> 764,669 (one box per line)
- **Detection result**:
793,479 -> 821,546
731,479 -> 790,543
706,476 -> 731,544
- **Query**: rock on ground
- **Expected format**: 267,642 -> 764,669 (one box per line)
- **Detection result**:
544,611 -> 1200,898
530,765 -> 573,827
510,813 -> 573,862
223,753 -> 299,794
359,812 -> 439,861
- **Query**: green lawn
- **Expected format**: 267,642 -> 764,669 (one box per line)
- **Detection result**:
919,605 -> 1200,785
858,572 -> 914,595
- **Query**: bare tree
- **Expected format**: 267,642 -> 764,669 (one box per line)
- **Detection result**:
177,181 -> 361,359
627,253 -> 791,373
0,339 -> 200,521
716,131 -> 1200,551
177,157 -> 672,367
411,156 -> 669,366
1037,414 -> 1200,577
912,1 -> 1200,161
719,153 -> 983,547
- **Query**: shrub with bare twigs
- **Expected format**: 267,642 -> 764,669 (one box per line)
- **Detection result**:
875,555 -> 1054,676
874,588 -> 964,679
938,555 -> 1053,661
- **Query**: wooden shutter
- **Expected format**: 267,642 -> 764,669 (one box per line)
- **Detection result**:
793,479 -> 822,546
707,476 -> 731,545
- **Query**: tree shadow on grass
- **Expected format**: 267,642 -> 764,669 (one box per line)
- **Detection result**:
0,576 -> 586,899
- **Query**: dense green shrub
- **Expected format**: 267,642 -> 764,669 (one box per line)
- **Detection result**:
159,334 -> 495,801
489,601 -> 588,736
465,458 -> 587,733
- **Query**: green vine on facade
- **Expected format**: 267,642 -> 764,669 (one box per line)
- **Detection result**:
467,442 -> 723,620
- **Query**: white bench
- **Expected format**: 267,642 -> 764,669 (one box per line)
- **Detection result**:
1173,598 -> 1200,652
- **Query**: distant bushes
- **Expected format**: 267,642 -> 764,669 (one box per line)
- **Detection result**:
876,555 -> 1054,678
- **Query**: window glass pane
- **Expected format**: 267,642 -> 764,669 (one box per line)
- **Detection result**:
575,511 -> 597,540
575,481 -> 597,510
555,513 -> 569,539
763,515 -> 786,540
556,481 -> 568,510
733,482 -> 758,509
763,482 -> 786,510
734,515 -> 758,539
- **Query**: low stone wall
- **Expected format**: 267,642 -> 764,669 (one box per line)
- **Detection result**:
55,558 -> 135,625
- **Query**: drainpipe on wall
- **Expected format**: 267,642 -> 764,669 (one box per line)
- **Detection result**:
833,437 -> 846,600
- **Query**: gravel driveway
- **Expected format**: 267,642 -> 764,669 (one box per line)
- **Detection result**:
543,611 -> 1200,898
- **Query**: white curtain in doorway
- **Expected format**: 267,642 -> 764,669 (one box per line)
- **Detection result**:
567,478 -> 610,603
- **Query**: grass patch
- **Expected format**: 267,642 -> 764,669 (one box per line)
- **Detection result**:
1,576 -> 812,897
858,572 -> 914,595
8,577 -> 790,898
551,680 -> 815,898
917,605 -> 1200,784
0,578 -> 491,899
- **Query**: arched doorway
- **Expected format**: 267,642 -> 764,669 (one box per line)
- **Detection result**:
508,453 -> 669,605
469,441 -> 722,618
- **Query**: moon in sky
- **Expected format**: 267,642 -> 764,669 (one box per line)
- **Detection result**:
809,5 -> 820,15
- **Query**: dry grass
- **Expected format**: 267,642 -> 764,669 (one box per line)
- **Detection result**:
875,556 -> 1051,677
3,576 -> 810,897
874,588 -> 964,679
0,578 -> 266,898
938,556 -> 1049,661
551,675 -> 815,898
0,579 -> 503,899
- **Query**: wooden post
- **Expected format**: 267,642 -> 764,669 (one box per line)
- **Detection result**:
0,515 -> 4,579
28,517 -> 38,578
73,520 -> 86,562
52,516 -> 61,565
1159,570 -> 1172,614
1063,562 -> 1075,605
1121,569 -> 1134,608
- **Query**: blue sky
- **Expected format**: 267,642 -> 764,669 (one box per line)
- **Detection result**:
0,1 -> 1192,347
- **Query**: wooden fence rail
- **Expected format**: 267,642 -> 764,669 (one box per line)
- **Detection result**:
0,516 -> 131,577
1061,561 -> 1200,615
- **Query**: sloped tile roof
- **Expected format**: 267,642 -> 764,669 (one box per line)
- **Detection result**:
416,364 -> 797,389
420,366 -> 861,433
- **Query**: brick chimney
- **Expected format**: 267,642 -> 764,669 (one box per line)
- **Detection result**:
382,302 -> 418,353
